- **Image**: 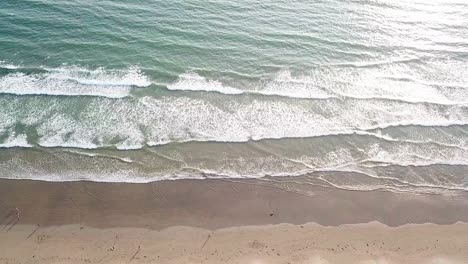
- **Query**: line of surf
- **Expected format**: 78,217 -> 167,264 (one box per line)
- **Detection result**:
1,122 -> 466,150
2,63 -> 466,106
0,65 -> 151,98
166,71 -> 468,106
1,161 -> 466,195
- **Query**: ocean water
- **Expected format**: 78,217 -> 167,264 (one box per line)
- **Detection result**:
0,0 -> 467,194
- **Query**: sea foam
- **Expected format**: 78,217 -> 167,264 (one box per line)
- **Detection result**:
167,59 -> 468,105
167,72 -> 244,94
0,93 -> 466,151
0,134 -> 31,148
0,65 -> 151,98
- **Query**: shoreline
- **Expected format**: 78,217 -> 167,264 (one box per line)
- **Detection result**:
1,178 -> 468,229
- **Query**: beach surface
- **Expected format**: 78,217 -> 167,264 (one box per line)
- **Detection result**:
1,0 -> 468,263
1,178 -> 468,264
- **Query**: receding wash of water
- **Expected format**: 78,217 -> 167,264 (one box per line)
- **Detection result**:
0,0 -> 467,194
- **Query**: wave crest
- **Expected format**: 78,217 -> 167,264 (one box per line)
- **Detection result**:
0,65 -> 151,98
166,60 -> 468,105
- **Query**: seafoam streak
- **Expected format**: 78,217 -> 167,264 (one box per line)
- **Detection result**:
0,65 -> 151,98
167,60 -> 468,105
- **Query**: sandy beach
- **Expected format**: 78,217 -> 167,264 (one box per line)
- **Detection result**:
2,0 -> 468,263
1,178 -> 468,264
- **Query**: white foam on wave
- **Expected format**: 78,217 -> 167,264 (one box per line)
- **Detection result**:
1,92 -> 466,150
1,168 -> 465,195
2,135 -> 467,194
329,56 -> 422,68
264,65 -> 468,104
359,130 -> 468,151
168,58 -> 468,105
364,142 -> 468,167
0,61 -> 20,70
63,149 -> 134,163
45,66 -> 151,87
0,134 -> 31,148
0,65 -> 151,98
167,72 -> 244,94
168,71 -> 334,99
258,70 -> 335,99
286,140 -> 468,173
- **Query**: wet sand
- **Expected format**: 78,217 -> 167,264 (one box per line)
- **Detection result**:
1,178 -> 468,263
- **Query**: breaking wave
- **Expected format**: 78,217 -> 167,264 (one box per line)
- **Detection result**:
0,65 -> 151,98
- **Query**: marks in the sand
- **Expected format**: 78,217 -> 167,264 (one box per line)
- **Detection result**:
108,234 -> 120,251
201,233 -> 212,249
267,199 -> 276,217
26,224 -> 41,239
128,244 -> 141,264
1,207 -> 20,232
1,223 -> 466,264
245,240 -> 287,259
248,240 -> 267,249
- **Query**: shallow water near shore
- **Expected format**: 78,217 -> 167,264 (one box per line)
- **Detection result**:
1,0 -> 467,193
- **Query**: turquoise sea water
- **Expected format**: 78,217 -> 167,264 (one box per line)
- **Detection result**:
1,0 -> 467,193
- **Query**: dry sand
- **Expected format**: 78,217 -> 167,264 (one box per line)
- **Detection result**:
2,223 -> 468,264
1,178 -> 468,264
